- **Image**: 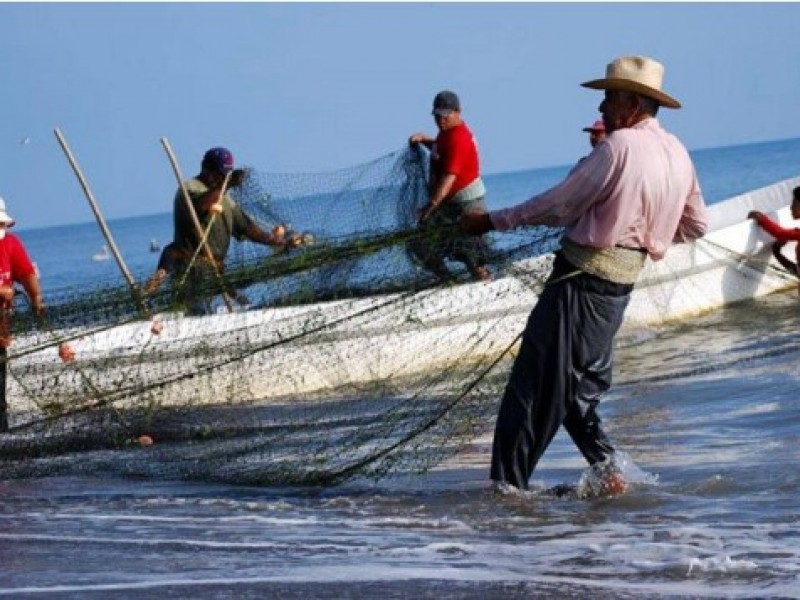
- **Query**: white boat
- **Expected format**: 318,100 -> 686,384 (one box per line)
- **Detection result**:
5,176 -> 800,424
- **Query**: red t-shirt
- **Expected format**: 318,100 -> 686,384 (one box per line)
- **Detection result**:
431,122 -> 480,197
0,233 -> 36,289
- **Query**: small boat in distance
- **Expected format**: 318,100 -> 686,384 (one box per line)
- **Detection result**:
149,239 -> 161,253
92,245 -> 110,262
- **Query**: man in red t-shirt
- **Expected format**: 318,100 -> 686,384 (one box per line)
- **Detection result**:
748,186 -> 800,283
0,196 -> 76,431
0,197 -> 45,345
408,90 -> 491,282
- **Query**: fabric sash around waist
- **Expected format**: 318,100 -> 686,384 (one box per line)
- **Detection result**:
449,177 -> 486,206
548,252 -> 634,297
559,237 -> 647,285
173,248 -> 224,273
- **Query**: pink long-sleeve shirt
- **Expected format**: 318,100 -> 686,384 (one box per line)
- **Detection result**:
490,118 -> 708,261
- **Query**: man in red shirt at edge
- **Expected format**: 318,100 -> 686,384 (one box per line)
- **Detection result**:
0,196 -> 74,432
0,197 -> 45,343
408,90 -> 491,283
748,186 -> 800,284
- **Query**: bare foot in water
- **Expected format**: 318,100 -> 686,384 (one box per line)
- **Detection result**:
601,471 -> 629,496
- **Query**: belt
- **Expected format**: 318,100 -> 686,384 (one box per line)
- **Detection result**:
615,244 -> 648,254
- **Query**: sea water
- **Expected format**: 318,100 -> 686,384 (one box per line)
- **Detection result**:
16,136 -> 800,295
1,138 -> 799,598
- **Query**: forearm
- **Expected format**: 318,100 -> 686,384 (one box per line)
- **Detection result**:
754,213 -> 800,242
246,224 -> 282,247
775,253 -> 797,276
673,190 -> 709,243
428,174 -> 457,210
409,133 -> 434,148
772,243 -> 799,276
20,274 -> 43,312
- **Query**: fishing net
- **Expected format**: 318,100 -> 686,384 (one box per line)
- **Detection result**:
0,148 -> 796,485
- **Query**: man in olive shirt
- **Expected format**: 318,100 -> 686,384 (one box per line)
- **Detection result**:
171,147 -> 290,315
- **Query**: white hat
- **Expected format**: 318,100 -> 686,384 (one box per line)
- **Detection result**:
0,197 -> 16,227
581,55 -> 681,109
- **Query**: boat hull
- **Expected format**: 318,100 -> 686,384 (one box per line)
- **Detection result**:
6,177 -> 799,421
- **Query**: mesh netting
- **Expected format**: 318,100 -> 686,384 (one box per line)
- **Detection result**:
0,148 -> 795,485
0,147 -> 562,484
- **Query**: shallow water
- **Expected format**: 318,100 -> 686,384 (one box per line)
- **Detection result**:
4,137 -> 800,597
1,290 -> 799,598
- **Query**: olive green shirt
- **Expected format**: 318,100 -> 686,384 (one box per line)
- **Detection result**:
173,179 -> 254,263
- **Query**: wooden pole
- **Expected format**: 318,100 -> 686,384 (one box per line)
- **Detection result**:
160,137 -> 234,312
54,128 -> 148,316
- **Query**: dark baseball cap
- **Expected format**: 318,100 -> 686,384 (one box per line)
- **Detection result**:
582,120 -> 606,133
432,90 -> 461,116
202,147 -> 235,174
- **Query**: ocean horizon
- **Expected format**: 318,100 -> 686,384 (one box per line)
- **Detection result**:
14,135 -> 800,296
16,134 -> 800,235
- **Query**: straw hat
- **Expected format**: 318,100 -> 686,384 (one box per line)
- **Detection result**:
581,55 -> 681,109
0,197 -> 16,227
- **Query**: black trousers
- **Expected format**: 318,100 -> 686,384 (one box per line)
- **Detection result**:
490,252 -> 633,489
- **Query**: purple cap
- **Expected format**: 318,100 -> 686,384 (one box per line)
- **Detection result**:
582,120 -> 605,133
202,147 -> 235,173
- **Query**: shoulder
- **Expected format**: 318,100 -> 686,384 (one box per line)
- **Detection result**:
603,124 -> 641,151
446,123 -> 477,152
184,179 -> 208,195
5,233 -> 25,249
3,234 -> 32,262
223,193 -> 242,210
609,117 -> 677,144
606,118 -> 686,157
225,195 -> 251,218
453,122 -> 473,139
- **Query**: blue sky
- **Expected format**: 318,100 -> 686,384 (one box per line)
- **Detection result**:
3,2 -> 800,229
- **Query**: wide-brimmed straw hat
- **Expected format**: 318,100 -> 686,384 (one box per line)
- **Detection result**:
581,55 -> 681,109
0,197 -> 16,227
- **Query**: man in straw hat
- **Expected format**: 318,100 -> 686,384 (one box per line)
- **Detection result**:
461,55 -> 709,495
